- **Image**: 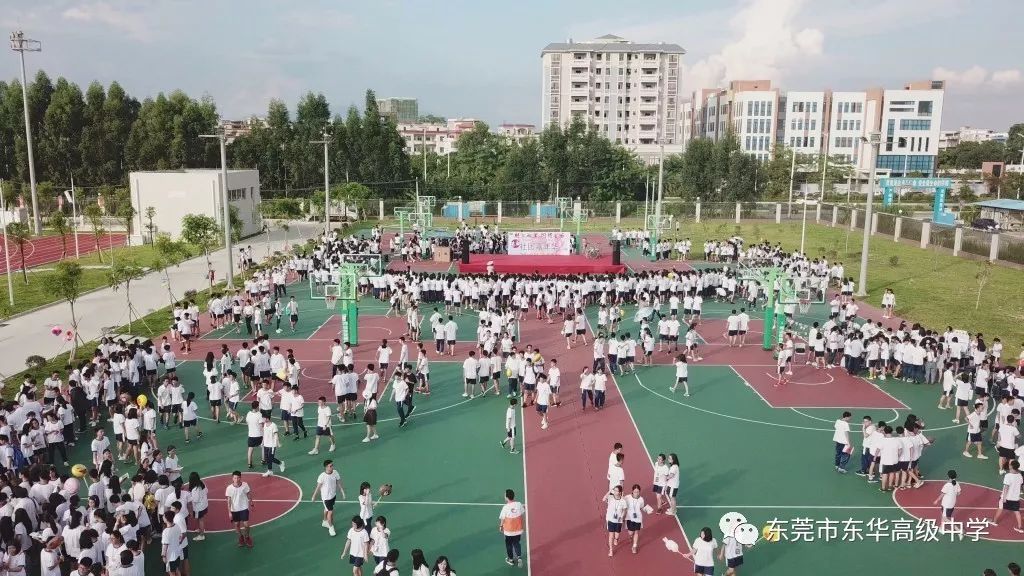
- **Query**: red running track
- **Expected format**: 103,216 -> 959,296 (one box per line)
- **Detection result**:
0,232 -> 127,274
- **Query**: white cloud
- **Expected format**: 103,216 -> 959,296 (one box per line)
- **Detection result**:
62,2 -> 151,42
680,0 -> 825,93
933,65 -> 1022,90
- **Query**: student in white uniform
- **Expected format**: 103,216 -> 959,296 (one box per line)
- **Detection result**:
310,460 -> 345,537
670,355 -> 689,396
602,485 -> 627,557
685,527 -> 719,576
623,484 -> 649,554
500,398 -> 519,454
932,469 -> 961,532
991,459 -> 1023,533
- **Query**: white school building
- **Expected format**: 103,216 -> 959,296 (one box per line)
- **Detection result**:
128,169 -> 263,242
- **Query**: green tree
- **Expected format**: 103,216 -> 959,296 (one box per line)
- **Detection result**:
180,213 -> 221,274
83,202 -> 106,263
6,222 -> 31,283
151,233 -> 191,305
43,261 -> 84,361
107,258 -> 146,331
144,206 -> 157,244
48,210 -> 70,258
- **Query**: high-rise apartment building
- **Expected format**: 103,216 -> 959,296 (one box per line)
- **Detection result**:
377,97 -> 420,123
682,80 -> 945,176
541,34 -> 685,161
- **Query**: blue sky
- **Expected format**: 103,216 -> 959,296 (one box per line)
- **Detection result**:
4,0 -> 1022,130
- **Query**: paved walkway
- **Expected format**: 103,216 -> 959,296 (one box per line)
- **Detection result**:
0,222 -> 320,379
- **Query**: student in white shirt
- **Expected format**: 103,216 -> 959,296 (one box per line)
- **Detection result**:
310,460 -> 345,537
663,453 -> 681,514
623,484 -> 649,554
670,355 -> 689,396
341,516 -> 371,574
260,415 -> 285,477
932,469 -> 961,529
992,459 -> 1023,533
833,412 -> 852,473
500,398 -> 519,454
684,527 -> 719,574
602,485 -> 628,557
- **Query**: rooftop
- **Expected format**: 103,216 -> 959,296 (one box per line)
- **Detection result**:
542,35 -> 685,54
972,199 -> 1024,212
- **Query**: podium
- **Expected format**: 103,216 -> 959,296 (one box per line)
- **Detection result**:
434,246 -> 452,263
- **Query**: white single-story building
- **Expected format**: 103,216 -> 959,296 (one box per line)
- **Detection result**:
128,169 -> 262,242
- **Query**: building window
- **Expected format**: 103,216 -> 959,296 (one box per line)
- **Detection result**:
810,137 -> 815,148
917,101 -> 933,116
228,188 -> 247,201
899,119 -> 931,130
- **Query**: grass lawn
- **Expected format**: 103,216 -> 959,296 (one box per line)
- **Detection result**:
671,222 -> 1023,359
0,243 -> 201,316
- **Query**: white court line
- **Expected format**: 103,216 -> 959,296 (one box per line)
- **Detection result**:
207,498 -> 502,507
520,390 -> 533,576
890,480 -> 1022,543
201,473 -> 304,533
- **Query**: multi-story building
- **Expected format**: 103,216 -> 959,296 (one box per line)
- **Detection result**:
681,79 -> 945,176
541,34 -> 685,161
876,81 -> 945,176
681,81 -> 779,161
377,97 -> 419,123
397,118 -> 478,155
498,123 -> 537,144
220,117 -> 267,144
939,126 -> 1009,149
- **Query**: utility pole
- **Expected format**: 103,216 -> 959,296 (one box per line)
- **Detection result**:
311,129 -> 332,234
651,143 -> 664,260
787,147 -> 797,218
199,130 -> 235,289
0,179 -> 14,307
10,31 -> 42,234
856,132 -> 882,297
422,127 -> 428,181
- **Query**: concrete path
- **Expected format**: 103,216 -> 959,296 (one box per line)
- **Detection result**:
0,222 -> 320,379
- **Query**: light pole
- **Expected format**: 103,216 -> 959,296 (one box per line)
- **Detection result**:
787,146 -> 797,218
10,31 -> 42,235
63,178 -> 80,258
199,130 -> 235,289
311,129 -> 331,234
650,143 -> 665,261
0,179 -> 14,306
855,131 -> 882,297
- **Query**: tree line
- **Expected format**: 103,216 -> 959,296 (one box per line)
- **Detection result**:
1,69 -> 858,211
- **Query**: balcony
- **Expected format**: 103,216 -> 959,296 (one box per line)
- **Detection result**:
640,74 -> 659,84
570,85 -> 591,97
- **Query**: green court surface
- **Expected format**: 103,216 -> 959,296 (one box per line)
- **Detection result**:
140,360 -> 525,576
617,364 -> 1016,574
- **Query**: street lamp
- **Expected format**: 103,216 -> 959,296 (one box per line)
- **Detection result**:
311,129 -> 332,234
62,178 -> 80,258
0,179 -> 14,306
787,146 -> 797,218
199,130 -> 235,289
855,131 -> 882,297
10,31 -> 42,235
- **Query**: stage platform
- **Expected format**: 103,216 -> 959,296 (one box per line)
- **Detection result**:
457,254 -> 626,275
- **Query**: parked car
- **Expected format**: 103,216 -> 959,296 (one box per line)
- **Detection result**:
970,218 -> 999,232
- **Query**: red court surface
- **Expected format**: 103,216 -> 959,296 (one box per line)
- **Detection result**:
515,314 -> 693,575
0,232 -> 126,274
458,253 -> 626,274
202,473 -> 302,533
893,481 -> 1024,542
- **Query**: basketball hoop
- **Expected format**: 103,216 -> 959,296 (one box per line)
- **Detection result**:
325,295 -> 337,309
798,298 -> 811,315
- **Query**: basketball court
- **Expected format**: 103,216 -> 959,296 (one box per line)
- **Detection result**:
58,227 -> 1022,576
